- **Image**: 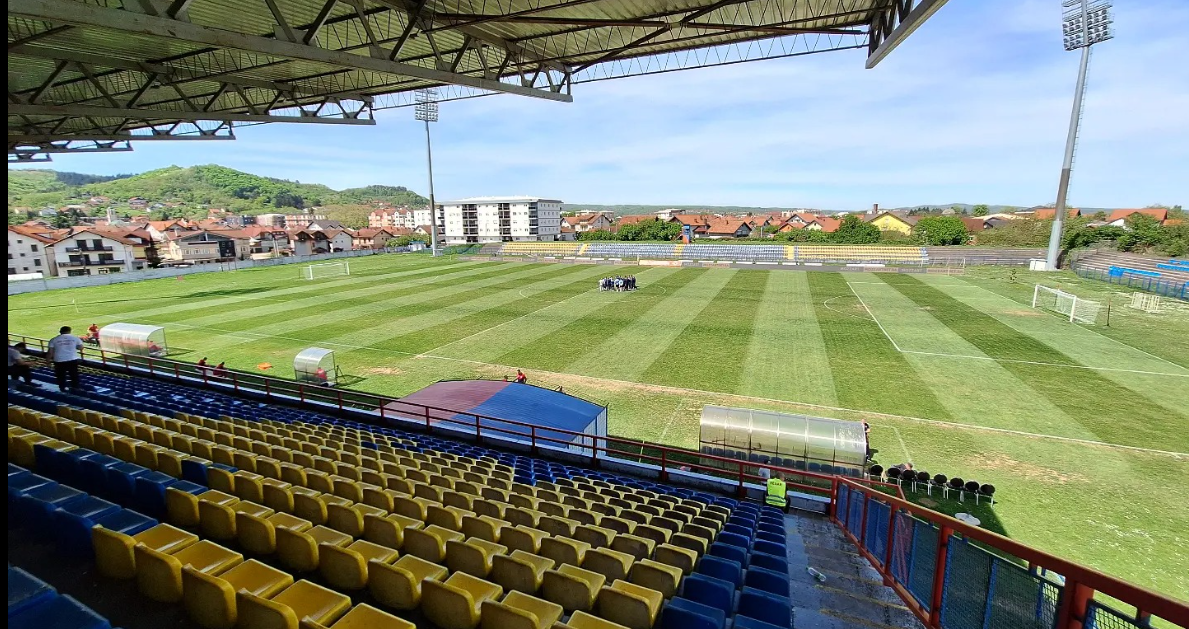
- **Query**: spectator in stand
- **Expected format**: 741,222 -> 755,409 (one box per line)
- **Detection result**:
197,357 -> 208,375
515,369 -> 527,384
9,342 -> 33,385
212,362 -> 227,378
48,325 -> 84,392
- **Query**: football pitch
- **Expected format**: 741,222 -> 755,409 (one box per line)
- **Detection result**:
8,254 -> 1189,601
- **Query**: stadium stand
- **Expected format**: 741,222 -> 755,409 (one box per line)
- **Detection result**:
1070,250 -> 1189,300
502,243 -> 582,256
9,358 -> 1188,629
583,244 -> 679,259
489,242 -> 932,265
790,246 -> 926,264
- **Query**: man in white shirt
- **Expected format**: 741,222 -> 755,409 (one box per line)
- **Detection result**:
47,325 -> 84,392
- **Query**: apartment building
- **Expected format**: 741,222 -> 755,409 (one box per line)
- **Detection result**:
8,225 -> 58,277
48,229 -> 145,277
368,207 -> 432,229
438,197 -> 562,244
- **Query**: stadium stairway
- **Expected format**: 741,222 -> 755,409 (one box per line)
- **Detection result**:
8,369 -> 923,629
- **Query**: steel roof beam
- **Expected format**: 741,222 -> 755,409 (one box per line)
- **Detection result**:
429,14 -> 863,36
8,102 -> 375,124
9,154 -> 52,163
8,131 -> 235,143
8,0 -> 573,102
866,0 -> 947,69
11,142 -> 134,155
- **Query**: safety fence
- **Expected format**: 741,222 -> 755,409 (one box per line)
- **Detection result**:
1071,266 -> 1188,301
834,481 -> 1188,629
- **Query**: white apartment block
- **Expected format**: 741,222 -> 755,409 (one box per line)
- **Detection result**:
8,227 -> 56,277
438,197 -> 562,244
369,207 -> 433,229
49,230 -> 142,277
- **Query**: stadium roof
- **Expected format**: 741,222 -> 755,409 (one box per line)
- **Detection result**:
8,0 -> 947,161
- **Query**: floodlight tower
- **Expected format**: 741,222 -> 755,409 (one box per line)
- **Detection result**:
1045,0 -> 1113,271
415,88 -> 441,256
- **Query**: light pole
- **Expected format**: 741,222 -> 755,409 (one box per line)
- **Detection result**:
1045,0 -> 1113,270
415,88 -> 440,256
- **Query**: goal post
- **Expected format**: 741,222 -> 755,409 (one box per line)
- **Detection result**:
1032,284 -> 1101,324
302,260 -> 350,280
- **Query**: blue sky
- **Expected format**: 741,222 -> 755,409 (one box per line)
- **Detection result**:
12,0 -> 1188,210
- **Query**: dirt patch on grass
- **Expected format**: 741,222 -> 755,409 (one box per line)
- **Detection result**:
1005,309 -> 1043,317
917,497 -> 939,508
966,453 -> 1087,484
363,367 -> 406,376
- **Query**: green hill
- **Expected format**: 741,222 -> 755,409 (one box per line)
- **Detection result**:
7,165 -> 428,227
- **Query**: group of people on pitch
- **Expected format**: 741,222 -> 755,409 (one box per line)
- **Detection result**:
598,276 -> 638,292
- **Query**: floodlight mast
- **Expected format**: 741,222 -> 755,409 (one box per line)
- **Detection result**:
1046,0 -> 1113,271
415,89 -> 441,256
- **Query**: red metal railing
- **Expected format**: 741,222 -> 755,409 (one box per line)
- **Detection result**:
833,478 -> 1189,629
7,333 -> 897,501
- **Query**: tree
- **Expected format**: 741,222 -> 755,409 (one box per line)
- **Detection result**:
972,204 -> 989,217
1117,214 -> 1164,252
914,216 -> 969,245
579,229 -> 616,241
830,215 -> 881,244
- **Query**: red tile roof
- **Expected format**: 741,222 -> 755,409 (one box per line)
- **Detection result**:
1107,208 -> 1168,223
1033,208 -> 1081,220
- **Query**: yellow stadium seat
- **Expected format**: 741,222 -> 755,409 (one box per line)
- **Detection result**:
276,525 -> 352,573
568,610 -> 630,629
306,603 -> 416,629
446,537 -> 509,577
599,517 -> 635,535
320,539 -> 398,591
427,504 -> 473,531
609,535 -> 654,562
631,525 -> 671,548
392,495 -> 437,521
480,591 -> 564,629
596,580 -> 664,629
501,525 -> 548,555
574,525 -> 615,549
182,559 -> 293,629
582,548 -> 635,582
93,523 -> 198,580
368,553 -> 448,610
682,523 -> 715,543
669,533 -> 707,556
237,579 -> 351,629
423,572 -> 504,629
237,511 -> 312,556
165,486 -> 206,527
628,560 -> 682,599
403,524 -> 465,563
135,540 -> 243,602
652,544 -> 697,575
327,502 -> 387,537
474,499 -> 509,520
461,514 -> 509,543
689,517 -> 721,534
541,564 -> 605,613
540,536 -> 589,569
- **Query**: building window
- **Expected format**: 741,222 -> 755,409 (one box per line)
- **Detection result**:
30,244 -> 38,252
34,260 -> 41,267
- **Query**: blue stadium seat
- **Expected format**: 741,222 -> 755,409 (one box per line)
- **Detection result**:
748,552 -> 788,574
93,508 -> 157,536
722,523 -> 755,541
105,462 -> 150,506
8,472 -> 55,500
660,597 -> 726,629
8,594 -> 110,629
7,566 -> 56,618
744,566 -> 790,597
757,523 -> 784,538
717,532 -> 751,550
9,463 -> 29,479
708,541 -> 749,568
132,471 -> 178,517
695,555 -> 743,589
755,531 -> 786,548
752,540 -> 785,557
17,483 -> 87,530
733,615 -> 788,629
77,455 -> 121,495
738,587 -> 792,629
180,458 -> 211,485
680,573 -> 734,615
53,495 -> 121,553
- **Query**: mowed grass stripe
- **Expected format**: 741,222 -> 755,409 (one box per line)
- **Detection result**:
566,268 -> 723,381
325,264 -> 597,349
164,262 -> 523,330
805,272 -> 951,419
437,268 -> 681,363
163,263 -> 562,356
66,257 -> 469,324
384,266 -> 614,354
495,268 -> 704,372
880,274 -> 1186,450
137,260 -> 489,326
850,280 -> 1090,438
738,272 -> 837,406
641,271 -> 769,392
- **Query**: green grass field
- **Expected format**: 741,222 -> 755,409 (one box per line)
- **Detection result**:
8,255 -> 1189,602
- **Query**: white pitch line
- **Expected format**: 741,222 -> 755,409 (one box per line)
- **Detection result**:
892,427 -> 913,464
846,282 -> 1187,378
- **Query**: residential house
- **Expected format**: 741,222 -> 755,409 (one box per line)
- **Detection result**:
232,226 -> 290,257
563,212 -> 614,233
1107,208 -> 1169,227
803,217 -> 841,233
289,229 -> 353,256
668,214 -> 713,237
284,213 -> 328,229
255,213 -> 286,228
558,226 -> 577,241
864,212 -> 918,235
703,218 -> 753,239
163,230 -> 241,264
8,225 -> 60,277
352,227 -> 405,250
128,197 -> 148,210
48,228 -> 143,277
87,196 -> 110,206
1032,208 -> 1081,220
305,219 -> 347,232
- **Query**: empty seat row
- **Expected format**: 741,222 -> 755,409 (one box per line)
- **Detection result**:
8,564 -> 114,629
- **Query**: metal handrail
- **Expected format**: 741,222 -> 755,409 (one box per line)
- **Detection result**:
832,478 -> 1189,629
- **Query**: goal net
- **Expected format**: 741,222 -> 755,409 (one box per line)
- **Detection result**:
1128,292 -> 1162,313
302,261 -> 350,280
1032,284 -> 1101,324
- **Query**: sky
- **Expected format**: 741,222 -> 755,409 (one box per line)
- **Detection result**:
11,0 -> 1189,210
